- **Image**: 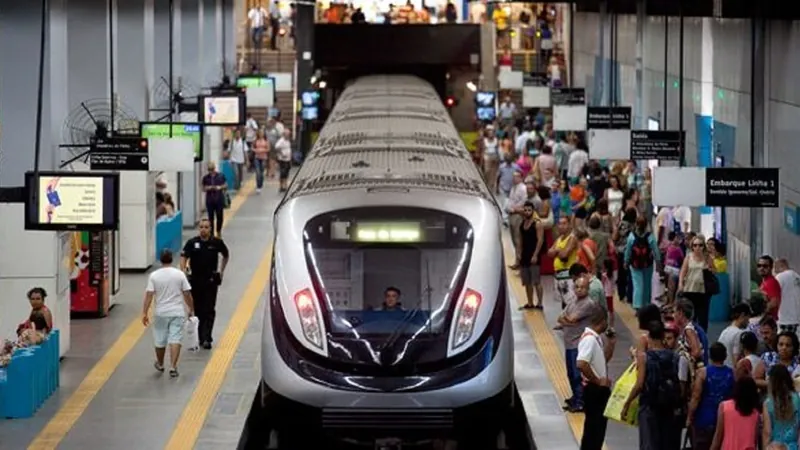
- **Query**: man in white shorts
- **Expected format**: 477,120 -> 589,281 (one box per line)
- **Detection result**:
142,249 -> 194,378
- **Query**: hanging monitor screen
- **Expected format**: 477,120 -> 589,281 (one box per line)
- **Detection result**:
24,171 -> 120,231
475,91 -> 497,121
199,94 -> 246,126
139,122 -> 204,161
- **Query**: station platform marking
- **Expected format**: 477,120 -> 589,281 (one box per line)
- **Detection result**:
27,180 -> 257,450
502,236 -> 609,450
164,243 -> 273,450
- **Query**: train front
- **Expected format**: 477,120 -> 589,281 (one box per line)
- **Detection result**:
262,195 -> 514,445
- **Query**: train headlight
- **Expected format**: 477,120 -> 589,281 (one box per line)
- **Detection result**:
294,288 -> 323,349
452,289 -> 482,350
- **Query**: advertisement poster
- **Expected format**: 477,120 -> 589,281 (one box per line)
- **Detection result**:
39,176 -> 103,225
203,97 -> 241,124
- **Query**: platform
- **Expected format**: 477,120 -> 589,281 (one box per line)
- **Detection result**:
2,181 -> 644,450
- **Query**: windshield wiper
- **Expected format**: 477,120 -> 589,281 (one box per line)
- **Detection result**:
378,308 -> 423,365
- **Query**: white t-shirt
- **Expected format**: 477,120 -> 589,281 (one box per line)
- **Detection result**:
275,137 -> 292,162
229,139 -> 246,164
146,266 -> 191,317
248,7 -> 268,28
577,328 -> 607,379
671,206 -> 691,232
777,269 -> 800,325
567,149 -> 589,179
718,325 -> 743,367
515,131 -> 531,154
245,118 -> 258,142
677,353 -> 690,382
483,137 -> 499,156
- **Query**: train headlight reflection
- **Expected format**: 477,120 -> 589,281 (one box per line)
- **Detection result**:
452,289 -> 482,349
294,288 -> 323,349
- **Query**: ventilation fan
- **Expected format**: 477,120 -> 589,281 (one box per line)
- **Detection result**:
149,75 -> 201,119
58,98 -> 140,170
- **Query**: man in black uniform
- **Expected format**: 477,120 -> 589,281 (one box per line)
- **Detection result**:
181,218 -> 230,349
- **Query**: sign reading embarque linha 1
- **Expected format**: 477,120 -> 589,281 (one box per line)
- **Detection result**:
705,167 -> 779,208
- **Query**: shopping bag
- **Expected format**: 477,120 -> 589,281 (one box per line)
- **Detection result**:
184,316 -> 200,352
603,363 -> 639,426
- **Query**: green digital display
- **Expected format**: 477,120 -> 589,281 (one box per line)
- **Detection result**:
236,76 -> 275,89
140,123 -> 203,162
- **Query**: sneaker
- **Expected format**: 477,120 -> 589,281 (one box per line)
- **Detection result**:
154,361 -> 164,373
202,341 -> 212,350
169,368 -> 179,378
256,188 -> 262,194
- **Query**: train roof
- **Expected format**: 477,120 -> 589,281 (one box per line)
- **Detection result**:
283,75 -> 493,203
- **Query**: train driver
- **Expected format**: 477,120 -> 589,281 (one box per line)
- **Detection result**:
380,287 -> 405,311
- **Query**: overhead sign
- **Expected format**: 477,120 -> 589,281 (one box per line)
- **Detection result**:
550,87 -> 585,105
523,72 -> 549,87
630,130 -> 683,161
705,167 -> 779,207
90,137 -> 150,171
587,107 -> 632,129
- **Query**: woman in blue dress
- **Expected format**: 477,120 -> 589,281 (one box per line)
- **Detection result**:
762,364 -> 800,450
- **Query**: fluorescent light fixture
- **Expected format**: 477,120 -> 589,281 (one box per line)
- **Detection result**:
466,81 -> 477,92
319,81 -> 327,89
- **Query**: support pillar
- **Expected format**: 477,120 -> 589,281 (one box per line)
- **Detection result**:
750,18 -> 769,257
295,3 -> 315,156
634,1 -> 645,128
697,18 -> 715,238
0,0 -> 71,355
118,0 -> 157,270
201,0 -> 222,84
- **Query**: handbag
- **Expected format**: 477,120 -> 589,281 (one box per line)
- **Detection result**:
603,363 -> 639,426
703,269 -> 720,296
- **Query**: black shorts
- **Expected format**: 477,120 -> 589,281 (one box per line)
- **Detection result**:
278,161 -> 291,180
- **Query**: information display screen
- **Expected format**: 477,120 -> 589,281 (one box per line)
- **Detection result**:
476,91 -> 497,121
236,75 -> 275,90
301,91 -> 320,121
139,122 -> 204,161
200,94 -> 246,126
329,220 -> 448,243
25,172 -> 120,231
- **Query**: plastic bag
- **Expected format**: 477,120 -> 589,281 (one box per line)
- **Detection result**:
184,316 -> 200,352
603,363 -> 639,426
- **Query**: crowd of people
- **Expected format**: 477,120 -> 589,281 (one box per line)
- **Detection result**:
227,113 -> 293,194
483,106 -> 800,449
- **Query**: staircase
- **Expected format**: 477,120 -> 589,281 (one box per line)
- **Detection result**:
238,49 -> 295,126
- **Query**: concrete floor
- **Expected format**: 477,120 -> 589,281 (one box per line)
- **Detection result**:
0,184 -> 724,450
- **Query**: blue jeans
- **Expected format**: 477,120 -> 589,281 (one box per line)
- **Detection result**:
255,158 -> 266,189
251,26 -> 265,50
565,348 -> 583,407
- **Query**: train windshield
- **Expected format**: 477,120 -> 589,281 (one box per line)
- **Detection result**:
303,207 -> 474,365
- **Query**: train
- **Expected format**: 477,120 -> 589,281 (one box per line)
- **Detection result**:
260,75 -> 515,449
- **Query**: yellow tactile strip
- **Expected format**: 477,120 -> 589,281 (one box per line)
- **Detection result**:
28,179 -> 258,450
163,244 -> 273,450
502,235 -> 609,450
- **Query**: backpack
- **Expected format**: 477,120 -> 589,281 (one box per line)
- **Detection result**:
630,232 -> 653,269
644,350 -> 682,412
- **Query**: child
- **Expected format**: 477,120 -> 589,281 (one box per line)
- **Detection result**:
717,303 -> 752,367
569,177 -> 590,227
746,294 -> 766,340
664,320 -> 691,398
602,259 -> 616,328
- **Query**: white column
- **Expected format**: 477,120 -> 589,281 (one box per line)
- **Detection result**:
118,0 -> 156,270
0,0 -> 70,356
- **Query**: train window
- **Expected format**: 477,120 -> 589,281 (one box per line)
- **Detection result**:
303,207 -> 473,337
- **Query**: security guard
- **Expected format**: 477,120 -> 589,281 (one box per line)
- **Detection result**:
181,218 -> 229,349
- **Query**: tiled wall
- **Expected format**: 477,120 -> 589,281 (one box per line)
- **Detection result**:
572,13 -> 704,166
768,22 -> 800,265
